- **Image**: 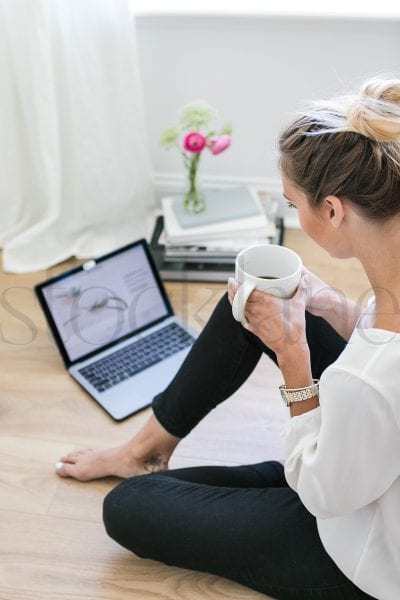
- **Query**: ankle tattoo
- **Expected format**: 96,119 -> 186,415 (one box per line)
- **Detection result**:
144,453 -> 168,473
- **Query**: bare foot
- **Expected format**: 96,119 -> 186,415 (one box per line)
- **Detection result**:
55,414 -> 180,482
55,444 -> 169,481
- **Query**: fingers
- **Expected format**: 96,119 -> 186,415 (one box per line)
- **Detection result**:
246,289 -> 283,313
227,277 -> 238,305
246,288 -> 272,302
242,320 -> 254,333
293,272 -> 308,300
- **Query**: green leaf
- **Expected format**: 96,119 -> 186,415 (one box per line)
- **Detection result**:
220,122 -> 233,135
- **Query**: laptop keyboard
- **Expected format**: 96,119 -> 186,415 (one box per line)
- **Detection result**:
78,322 -> 194,393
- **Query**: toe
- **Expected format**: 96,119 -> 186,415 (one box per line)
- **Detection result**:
55,460 -> 92,482
60,450 -> 81,461
59,450 -> 89,463
55,461 -> 71,477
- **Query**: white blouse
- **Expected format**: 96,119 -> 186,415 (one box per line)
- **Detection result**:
283,325 -> 400,600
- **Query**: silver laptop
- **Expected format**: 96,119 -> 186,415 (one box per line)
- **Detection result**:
35,238 -> 198,420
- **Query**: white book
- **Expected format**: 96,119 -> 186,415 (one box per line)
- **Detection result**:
170,186 -> 265,228
164,254 -> 236,264
162,196 -> 269,244
163,233 -> 272,258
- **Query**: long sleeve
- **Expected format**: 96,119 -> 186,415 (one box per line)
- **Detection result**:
283,367 -> 400,519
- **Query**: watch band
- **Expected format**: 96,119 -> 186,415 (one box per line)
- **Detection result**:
279,379 -> 320,406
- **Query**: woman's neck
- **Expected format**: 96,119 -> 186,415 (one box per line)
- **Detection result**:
355,218 -> 400,331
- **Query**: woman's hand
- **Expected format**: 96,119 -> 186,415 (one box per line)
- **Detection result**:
301,266 -> 334,318
302,266 -> 362,340
227,273 -> 309,359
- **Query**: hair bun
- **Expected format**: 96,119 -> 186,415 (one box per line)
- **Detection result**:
346,77 -> 400,142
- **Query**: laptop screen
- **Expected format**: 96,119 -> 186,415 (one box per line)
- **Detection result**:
39,241 -> 171,364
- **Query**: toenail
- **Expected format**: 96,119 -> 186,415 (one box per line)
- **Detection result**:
55,462 -> 64,470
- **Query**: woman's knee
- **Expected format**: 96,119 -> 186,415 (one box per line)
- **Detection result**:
103,480 -> 129,544
103,475 -> 154,554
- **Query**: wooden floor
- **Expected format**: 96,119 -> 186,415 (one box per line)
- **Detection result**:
0,230 -> 369,600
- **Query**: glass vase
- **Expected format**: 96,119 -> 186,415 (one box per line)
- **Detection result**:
183,157 -> 206,214
183,185 -> 205,214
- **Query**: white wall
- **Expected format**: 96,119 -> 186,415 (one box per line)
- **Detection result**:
135,14 -> 400,224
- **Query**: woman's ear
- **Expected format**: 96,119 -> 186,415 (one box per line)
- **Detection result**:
323,195 -> 345,228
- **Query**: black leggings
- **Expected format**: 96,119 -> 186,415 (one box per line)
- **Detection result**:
103,294 -> 376,600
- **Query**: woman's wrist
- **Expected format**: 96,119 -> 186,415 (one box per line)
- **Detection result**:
277,346 -> 319,416
276,344 -> 313,389
289,394 -> 320,417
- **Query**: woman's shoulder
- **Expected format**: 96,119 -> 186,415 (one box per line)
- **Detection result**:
342,326 -> 400,358
322,328 -> 400,419
356,295 -> 400,335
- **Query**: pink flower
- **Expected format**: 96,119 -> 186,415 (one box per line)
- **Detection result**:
183,131 -> 207,154
209,135 -> 232,155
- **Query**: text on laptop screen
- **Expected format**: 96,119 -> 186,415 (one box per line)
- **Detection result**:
41,245 -> 169,362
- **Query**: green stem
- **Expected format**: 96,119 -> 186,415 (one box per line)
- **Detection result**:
188,153 -> 201,193
174,143 -> 191,169
182,153 -> 205,213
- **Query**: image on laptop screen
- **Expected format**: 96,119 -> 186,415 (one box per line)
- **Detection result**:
41,244 -> 169,362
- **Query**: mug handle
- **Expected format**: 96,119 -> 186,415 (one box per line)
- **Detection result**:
232,281 -> 256,322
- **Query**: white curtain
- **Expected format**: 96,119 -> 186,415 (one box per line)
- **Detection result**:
0,0 -> 153,273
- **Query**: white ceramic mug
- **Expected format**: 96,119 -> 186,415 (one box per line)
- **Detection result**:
231,244 -> 302,322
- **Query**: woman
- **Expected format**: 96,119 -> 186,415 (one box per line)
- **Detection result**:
56,77 -> 400,599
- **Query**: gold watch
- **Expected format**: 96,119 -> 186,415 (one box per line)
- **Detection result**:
279,379 -> 319,407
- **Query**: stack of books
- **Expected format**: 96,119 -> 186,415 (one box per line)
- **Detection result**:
149,186 -> 284,282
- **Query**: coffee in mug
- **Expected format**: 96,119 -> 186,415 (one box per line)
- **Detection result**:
231,244 -> 302,323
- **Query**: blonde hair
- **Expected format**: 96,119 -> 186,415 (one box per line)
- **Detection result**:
279,77 -> 400,220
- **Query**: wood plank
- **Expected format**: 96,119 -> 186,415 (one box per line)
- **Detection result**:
0,510 -> 268,600
0,436 -> 65,515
